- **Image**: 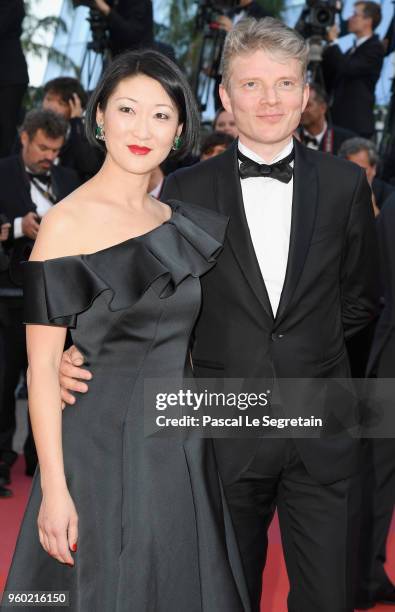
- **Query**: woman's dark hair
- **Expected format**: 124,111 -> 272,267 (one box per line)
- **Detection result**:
86,49 -> 201,159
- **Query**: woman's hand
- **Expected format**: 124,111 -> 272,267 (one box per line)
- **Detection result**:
38,486 -> 78,565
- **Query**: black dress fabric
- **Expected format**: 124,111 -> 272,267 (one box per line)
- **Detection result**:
3,200 -> 249,612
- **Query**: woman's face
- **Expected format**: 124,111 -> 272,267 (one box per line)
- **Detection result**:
97,74 -> 183,175
214,110 -> 238,139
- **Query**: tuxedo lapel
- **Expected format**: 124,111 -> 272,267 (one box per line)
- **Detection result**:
275,140 -> 318,324
215,142 -> 274,319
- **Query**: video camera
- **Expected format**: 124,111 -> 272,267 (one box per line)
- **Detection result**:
71,0 -> 110,54
195,0 -> 239,32
296,0 -> 341,40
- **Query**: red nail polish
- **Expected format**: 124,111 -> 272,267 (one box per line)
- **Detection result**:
72,543 -> 77,552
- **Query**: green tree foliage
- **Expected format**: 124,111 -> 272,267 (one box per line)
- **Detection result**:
22,0 -> 76,73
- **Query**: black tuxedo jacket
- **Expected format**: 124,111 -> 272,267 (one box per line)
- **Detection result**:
372,176 -> 395,210
323,35 -> 384,137
367,196 -> 395,376
0,156 -> 80,290
162,140 -> 379,484
0,0 -> 28,86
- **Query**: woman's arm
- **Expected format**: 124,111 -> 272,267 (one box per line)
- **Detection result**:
27,207 -> 80,565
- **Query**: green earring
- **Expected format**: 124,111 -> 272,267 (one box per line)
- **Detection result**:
172,135 -> 181,151
95,124 -> 105,141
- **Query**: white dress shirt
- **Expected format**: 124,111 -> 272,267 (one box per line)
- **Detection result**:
302,120 -> 328,150
14,172 -> 53,239
238,139 -> 294,317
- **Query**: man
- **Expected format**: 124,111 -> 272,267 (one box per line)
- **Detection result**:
338,137 -> 395,213
0,109 -> 79,486
42,77 -> 104,182
323,1 -> 384,138
356,197 -> 395,609
299,82 -> 355,154
59,18 -> 378,612
0,0 -> 28,158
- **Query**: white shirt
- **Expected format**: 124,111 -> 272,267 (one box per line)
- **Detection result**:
355,35 -> 371,48
238,139 -> 294,317
303,120 -> 328,149
14,172 -> 53,239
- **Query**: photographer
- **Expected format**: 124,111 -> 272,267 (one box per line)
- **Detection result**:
42,77 -> 104,182
322,1 -> 384,138
89,0 -> 154,56
0,109 -> 79,485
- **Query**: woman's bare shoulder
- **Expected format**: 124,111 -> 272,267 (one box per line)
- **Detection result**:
29,186 -> 95,262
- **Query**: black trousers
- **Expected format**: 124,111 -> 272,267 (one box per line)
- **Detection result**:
0,300 -> 36,469
356,438 -> 395,603
0,84 -> 26,158
223,438 -> 361,612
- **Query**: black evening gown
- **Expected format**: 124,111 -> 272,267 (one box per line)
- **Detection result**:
2,200 -> 250,612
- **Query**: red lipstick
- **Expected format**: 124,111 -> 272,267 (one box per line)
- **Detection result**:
128,145 -> 152,155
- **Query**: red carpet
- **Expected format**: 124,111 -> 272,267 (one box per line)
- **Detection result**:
1,456 -> 394,611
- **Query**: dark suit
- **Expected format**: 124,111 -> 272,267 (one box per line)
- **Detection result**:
0,156 -> 79,472
107,0 -> 154,57
162,139 -> 379,611
0,0 -> 29,158
372,176 -> 395,210
356,198 -> 395,606
323,35 -> 384,138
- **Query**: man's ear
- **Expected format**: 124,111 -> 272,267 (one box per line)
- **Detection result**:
20,131 -> 29,148
219,84 -> 232,114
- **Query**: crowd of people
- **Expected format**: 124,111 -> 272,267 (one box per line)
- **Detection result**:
0,1 -> 395,611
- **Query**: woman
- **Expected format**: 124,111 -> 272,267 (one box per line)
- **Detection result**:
3,51 -> 249,611
213,107 -> 238,140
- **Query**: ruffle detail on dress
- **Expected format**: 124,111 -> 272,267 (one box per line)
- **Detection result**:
22,201 -> 228,327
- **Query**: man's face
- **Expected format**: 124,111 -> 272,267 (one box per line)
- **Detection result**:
21,129 -> 64,173
43,91 -> 71,120
301,89 -> 326,128
348,3 -> 370,35
347,149 -> 376,184
220,49 -> 309,154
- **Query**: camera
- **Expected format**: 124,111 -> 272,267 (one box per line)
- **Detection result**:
296,0 -> 341,39
72,0 -> 110,54
195,0 -> 238,31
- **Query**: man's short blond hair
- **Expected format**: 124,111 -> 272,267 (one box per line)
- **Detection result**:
221,17 -> 309,90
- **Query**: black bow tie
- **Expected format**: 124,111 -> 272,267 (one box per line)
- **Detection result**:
302,133 -> 319,148
238,149 -> 295,183
27,171 -> 52,187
